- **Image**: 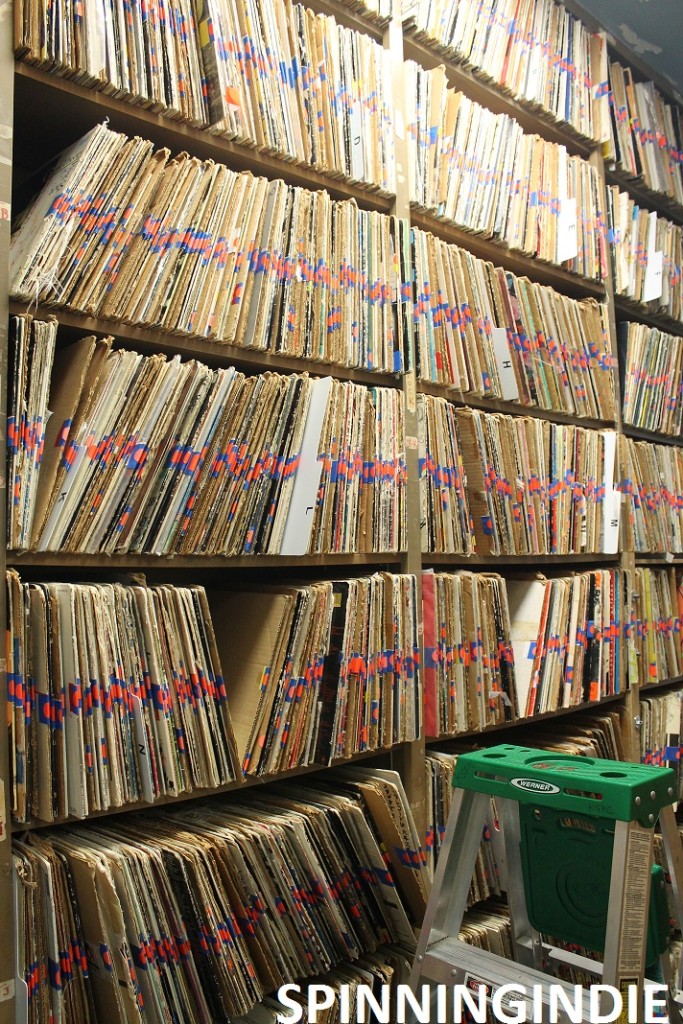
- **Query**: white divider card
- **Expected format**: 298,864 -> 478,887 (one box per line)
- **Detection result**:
556,151 -> 578,263
523,44 -> 541,103
506,578 -> 548,717
643,212 -> 664,302
350,97 -> 365,183
280,376 -> 334,555
557,197 -> 578,262
601,430 -> 621,554
490,327 -> 520,402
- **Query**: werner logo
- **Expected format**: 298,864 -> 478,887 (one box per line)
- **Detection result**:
511,777 -> 560,794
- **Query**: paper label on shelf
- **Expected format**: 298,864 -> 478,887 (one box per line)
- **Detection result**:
0,201 -> 10,224
0,980 -> 14,1003
642,250 -> 664,303
490,327 -> 520,402
557,197 -> 578,262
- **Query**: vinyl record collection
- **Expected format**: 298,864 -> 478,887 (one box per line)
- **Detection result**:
402,0 -> 610,142
421,567 -> 625,739
10,124 -> 406,374
619,436 -> 683,553
511,708 -> 624,759
412,227 -> 616,420
607,186 -> 683,324
13,770 -> 426,1024
232,948 -> 413,1024
422,570 -> 516,736
453,409 -> 620,555
639,688 -> 683,787
5,0 -> 683,1016
508,570 -> 623,718
406,62 -> 606,279
7,574 -> 241,824
15,0 -> 396,191
8,329 -> 406,556
620,322 -> 683,436
627,567 -> 683,689
606,61 -> 683,206
417,395 -> 473,556
208,573 -> 420,775
7,314 -> 58,550
425,751 -> 500,901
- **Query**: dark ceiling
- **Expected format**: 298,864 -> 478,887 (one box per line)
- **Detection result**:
576,0 -> 683,104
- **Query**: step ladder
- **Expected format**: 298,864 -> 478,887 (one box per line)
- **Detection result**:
411,743 -> 683,1023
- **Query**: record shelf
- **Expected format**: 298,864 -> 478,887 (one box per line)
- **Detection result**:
1,0 -> 683,1019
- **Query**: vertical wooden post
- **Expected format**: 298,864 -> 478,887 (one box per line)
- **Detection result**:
0,0 -> 15,1017
384,3 -> 427,842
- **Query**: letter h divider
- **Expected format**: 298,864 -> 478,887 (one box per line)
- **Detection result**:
410,743 -> 683,1023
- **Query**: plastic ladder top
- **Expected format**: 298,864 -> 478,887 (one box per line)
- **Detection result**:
452,743 -> 676,826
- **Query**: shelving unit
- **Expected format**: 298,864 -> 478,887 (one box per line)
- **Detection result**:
2,0 -> 683,1019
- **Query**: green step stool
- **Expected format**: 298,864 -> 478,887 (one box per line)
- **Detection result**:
411,744 -> 683,1023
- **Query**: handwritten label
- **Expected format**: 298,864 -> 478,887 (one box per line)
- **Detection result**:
643,250 -> 664,303
490,327 -> 520,402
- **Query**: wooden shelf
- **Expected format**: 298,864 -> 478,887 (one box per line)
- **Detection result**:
605,166 -> 683,228
305,0 -> 387,38
614,296 -> 683,337
634,552 -> 683,565
8,551 -> 405,572
13,63 -> 395,215
426,691 -> 627,745
622,423 -> 683,448
411,209 -> 606,300
10,743 -> 398,834
418,381 -> 616,431
639,674 -> 683,694
402,32 -> 597,160
422,552 -> 621,567
8,300 -> 401,388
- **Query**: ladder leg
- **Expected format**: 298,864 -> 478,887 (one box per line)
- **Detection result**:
659,806 -> 683,935
658,805 -> 683,1013
658,943 -> 682,1024
602,819 -> 654,1018
411,788 -> 490,988
497,797 -> 543,971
